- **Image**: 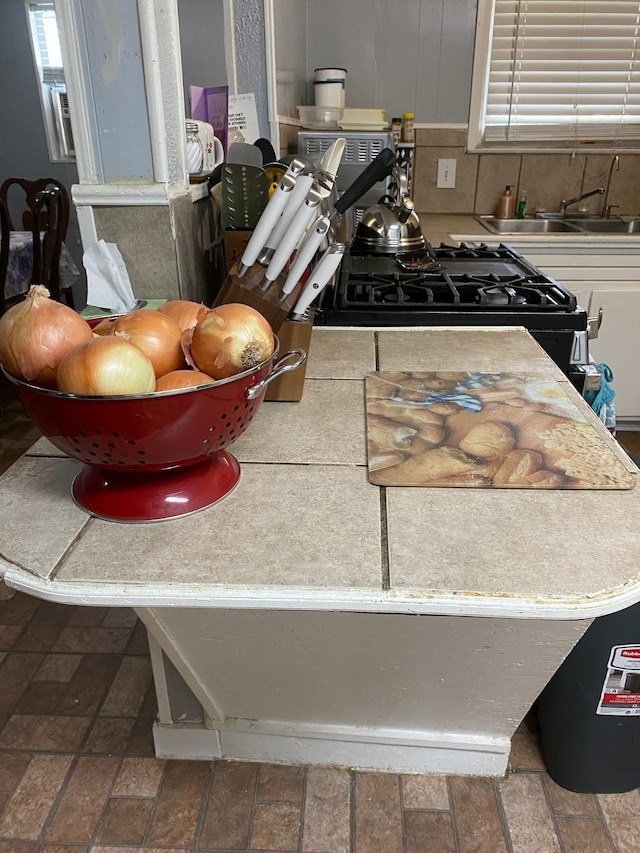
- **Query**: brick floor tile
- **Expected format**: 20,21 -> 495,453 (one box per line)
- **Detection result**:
102,608 -> 138,629
55,654 -> 121,717
0,652 -> 44,713
0,752 -> 32,792
542,774 -> 600,816
258,763 -> 305,803
82,716 -> 135,755
498,773 -> 561,853
0,592 -> 40,626
199,761 -> 258,850
46,756 -> 120,843
508,729 -> 546,771
250,802 -> 301,851
67,606 -> 109,627
94,797 -> 154,846
0,714 -> 91,751
13,623 -> 64,652
40,845 -> 89,853
53,627 -> 133,654
598,790 -> 640,852
0,624 -> 23,650
124,621 -> 149,655
401,773 -> 449,809
556,815 -> 615,852
302,767 -> 350,853
89,847 -> 189,853
405,811 -> 456,853
137,683 -> 158,721
0,753 -> 72,840
146,760 -> 210,847
449,776 -> 508,853
99,656 -> 152,718
354,772 -> 403,853
0,841 -> 34,853
125,716 -> 156,757
112,757 -> 165,798
15,680 -> 68,715
29,601 -> 74,629
34,654 -> 83,683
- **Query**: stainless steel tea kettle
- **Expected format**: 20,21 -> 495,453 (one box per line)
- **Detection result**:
352,164 -> 426,254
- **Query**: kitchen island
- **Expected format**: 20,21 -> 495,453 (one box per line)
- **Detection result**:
1,327 -> 639,776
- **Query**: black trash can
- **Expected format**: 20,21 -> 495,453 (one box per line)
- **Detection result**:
537,600 -> 640,793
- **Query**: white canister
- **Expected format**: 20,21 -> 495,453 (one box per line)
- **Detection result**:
314,81 -> 344,109
314,67 -> 347,107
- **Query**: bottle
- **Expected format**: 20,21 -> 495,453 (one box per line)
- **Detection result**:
401,112 -> 415,143
516,189 -> 528,219
185,121 -> 203,175
495,185 -> 516,219
391,117 -> 403,145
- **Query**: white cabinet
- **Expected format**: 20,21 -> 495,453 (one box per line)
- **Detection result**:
452,236 -> 640,425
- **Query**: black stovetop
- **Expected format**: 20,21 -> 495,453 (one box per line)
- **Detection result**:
315,243 -> 587,331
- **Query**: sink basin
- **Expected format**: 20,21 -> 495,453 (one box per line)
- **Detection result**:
475,216 -> 583,234
572,219 -> 640,234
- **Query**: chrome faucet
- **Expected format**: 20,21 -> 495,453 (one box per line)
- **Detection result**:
601,155 -> 621,218
558,187 -> 604,215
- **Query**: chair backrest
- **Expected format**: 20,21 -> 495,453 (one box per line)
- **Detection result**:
0,177 -> 69,242
32,187 -> 66,303
0,198 -> 9,315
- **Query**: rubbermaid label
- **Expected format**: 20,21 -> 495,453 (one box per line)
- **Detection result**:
597,645 -> 640,715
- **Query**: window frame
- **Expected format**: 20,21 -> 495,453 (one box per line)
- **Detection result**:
468,0 -> 640,154
25,0 -> 76,164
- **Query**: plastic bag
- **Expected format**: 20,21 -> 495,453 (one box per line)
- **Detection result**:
584,363 -> 616,433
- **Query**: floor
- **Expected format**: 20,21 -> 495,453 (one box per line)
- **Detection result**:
2,374 -> 640,853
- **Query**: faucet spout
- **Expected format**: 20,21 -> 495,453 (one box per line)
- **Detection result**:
601,155 -> 621,218
559,187 -> 605,215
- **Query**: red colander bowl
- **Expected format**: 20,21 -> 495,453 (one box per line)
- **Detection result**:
2,337 -> 305,523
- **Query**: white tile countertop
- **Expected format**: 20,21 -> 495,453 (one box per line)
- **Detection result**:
1,327 -> 639,620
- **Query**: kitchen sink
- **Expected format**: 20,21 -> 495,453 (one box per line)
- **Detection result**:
475,215 -> 640,235
474,216 -> 583,234
572,219 -> 640,234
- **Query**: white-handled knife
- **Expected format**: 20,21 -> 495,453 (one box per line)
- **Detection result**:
236,172 -> 297,276
290,243 -> 346,319
279,215 -> 331,299
257,174 -> 314,266
260,183 -> 324,290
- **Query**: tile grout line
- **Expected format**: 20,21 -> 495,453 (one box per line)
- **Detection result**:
349,769 -> 356,853
445,776 -> 461,853
494,776 -> 516,853
29,750 -> 82,853
298,765 -> 308,853
189,758 -> 215,853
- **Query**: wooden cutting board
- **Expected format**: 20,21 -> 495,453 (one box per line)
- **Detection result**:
365,371 -> 636,490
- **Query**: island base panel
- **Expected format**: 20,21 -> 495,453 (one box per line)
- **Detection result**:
138,606 -> 591,776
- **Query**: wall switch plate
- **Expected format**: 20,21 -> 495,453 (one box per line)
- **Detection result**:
437,158 -> 456,189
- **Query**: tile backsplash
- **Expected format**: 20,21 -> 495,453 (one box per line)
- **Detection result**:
412,127 -> 640,217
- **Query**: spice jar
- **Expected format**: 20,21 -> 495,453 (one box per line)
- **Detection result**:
391,117 -> 402,144
402,112 -> 415,143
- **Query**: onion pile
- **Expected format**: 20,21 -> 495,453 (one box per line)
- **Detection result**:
0,289 -> 274,397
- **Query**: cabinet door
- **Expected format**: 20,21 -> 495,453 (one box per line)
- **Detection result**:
589,290 -> 640,422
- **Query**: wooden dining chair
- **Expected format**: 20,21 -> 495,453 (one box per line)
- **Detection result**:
0,198 -> 9,316
32,187 -> 74,308
0,177 -> 70,237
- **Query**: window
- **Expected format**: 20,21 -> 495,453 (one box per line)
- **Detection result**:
26,1 -> 75,161
469,0 -> 640,151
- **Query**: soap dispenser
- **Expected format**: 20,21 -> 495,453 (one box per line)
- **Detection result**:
496,185 -> 516,219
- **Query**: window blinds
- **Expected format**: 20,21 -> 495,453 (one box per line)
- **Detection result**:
485,0 -> 640,141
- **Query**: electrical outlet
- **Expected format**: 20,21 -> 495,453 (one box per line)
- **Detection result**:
437,158 -> 456,189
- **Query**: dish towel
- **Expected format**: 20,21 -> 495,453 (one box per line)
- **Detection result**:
584,363 -> 616,432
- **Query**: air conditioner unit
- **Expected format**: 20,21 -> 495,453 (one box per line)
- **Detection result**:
50,84 -> 75,158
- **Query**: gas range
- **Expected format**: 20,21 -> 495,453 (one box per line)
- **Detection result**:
314,242 -> 597,392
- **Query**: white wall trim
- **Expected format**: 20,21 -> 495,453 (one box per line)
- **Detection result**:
72,183 -> 171,206
263,0 -> 280,151
153,718 -> 510,776
224,0 -> 238,95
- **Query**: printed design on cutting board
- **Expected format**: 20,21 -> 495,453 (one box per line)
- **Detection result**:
365,371 -> 636,490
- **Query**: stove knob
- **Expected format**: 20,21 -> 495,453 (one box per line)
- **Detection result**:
587,307 -> 603,339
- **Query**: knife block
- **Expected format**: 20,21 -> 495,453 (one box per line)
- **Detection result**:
213,261 -> 313,401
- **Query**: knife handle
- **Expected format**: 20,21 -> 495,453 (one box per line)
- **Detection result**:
280,216 -> 331,297
237,173 -> 297,275
333,148 -> 397,216
263,190 -> 322,285
259,175 -> 314,262
290,243 -> 346,318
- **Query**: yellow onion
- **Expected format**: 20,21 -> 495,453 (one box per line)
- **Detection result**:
56,336 -> 156,396
155,369 -> 215,392
111,309 -> 185,378
92,316 -> 118,336
158,300 -> 209,332
0,285 -> 93,387
190,303 -> 274,380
